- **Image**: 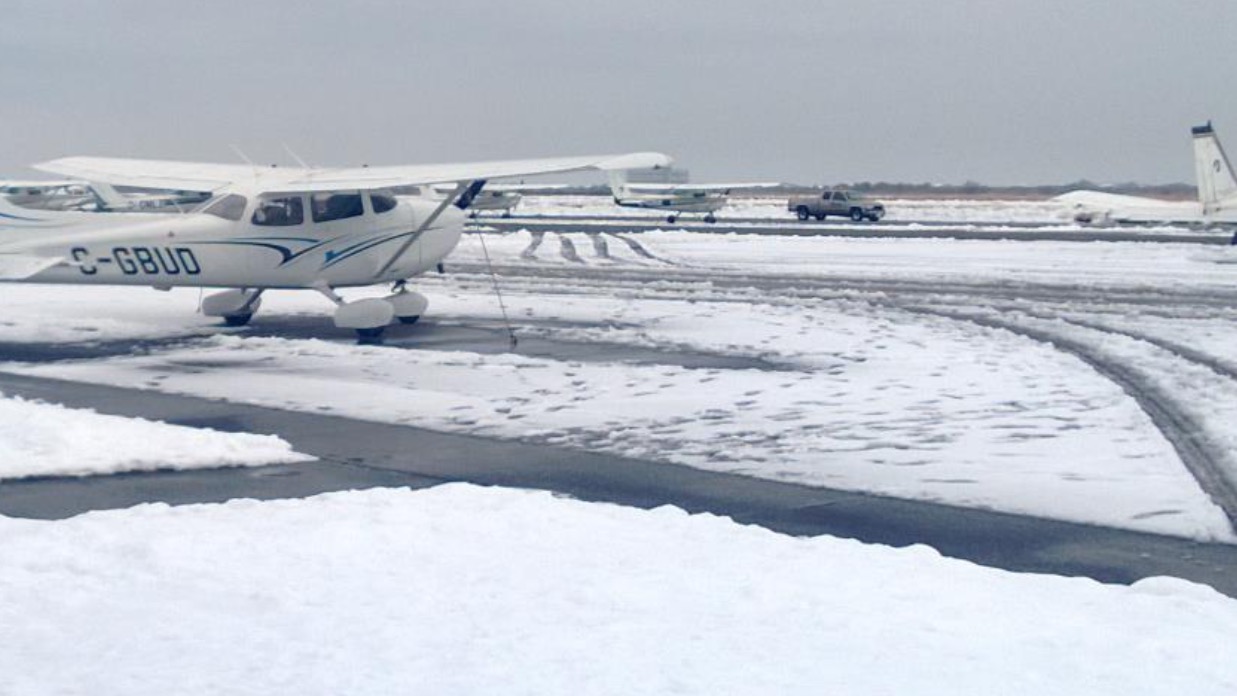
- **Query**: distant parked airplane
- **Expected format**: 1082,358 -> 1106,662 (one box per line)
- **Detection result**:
608,168 -> 779,223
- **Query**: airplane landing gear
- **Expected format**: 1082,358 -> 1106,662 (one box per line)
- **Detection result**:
222,313 -> 254,327
666,213 -> 678,223
315,282 -> 429,343
704,213 -> 717,223
202,289 -> 263,327
386,287 -> 428,325
354,326 -> 386,344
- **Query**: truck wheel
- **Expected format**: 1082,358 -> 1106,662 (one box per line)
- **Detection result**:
849,208 -> 864,222
867,213 -> 883,222
815,213 -> 826,221
796,206 -> 810,221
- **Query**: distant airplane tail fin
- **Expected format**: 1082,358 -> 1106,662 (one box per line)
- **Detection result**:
1193,122 -> 1237,213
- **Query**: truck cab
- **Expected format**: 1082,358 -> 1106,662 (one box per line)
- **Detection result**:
788,190 -> 885,222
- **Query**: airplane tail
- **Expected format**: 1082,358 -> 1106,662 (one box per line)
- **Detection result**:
1192,122 -> 1237,213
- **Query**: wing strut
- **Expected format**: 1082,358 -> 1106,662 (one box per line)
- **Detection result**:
375,179 -> 484,278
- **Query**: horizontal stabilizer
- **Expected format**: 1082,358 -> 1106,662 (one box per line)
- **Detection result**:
0,254 -> 62,280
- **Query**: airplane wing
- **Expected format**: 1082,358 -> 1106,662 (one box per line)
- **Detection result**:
36,152 -> 672,193
34,158 -> 256,192
622,182 -> 781,193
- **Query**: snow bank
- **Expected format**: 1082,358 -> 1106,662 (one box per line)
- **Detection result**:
0,393 -> 311,479
0,484 -> 1233,695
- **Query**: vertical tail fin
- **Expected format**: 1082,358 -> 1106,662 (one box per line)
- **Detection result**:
1192,122 -> 1237,213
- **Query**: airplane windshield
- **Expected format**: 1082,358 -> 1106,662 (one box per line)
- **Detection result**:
199,194 -> 248,221
312,192 -> 363,223
253,195 -> 304,227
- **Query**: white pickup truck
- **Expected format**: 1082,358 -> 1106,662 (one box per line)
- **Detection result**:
787,190 -> 885,221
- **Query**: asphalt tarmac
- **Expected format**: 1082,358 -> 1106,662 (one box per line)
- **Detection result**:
2,319 -> 1236,597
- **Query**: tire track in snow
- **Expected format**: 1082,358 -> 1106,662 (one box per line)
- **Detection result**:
903,306 -> 1237,531
1054,316 -> 1237,382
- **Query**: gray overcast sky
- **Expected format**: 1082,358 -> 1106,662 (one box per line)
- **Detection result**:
3,0 -> 1236,185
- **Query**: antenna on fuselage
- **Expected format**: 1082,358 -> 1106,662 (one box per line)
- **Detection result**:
281,143 -> 313,169
229,145 -> 261,180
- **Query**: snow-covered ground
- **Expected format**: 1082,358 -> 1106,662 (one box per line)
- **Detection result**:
0,392 -> 310,479
514,194 -> 1092,224
2,484 -> 1234,695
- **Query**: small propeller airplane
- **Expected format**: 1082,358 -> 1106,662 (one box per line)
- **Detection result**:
607,168 -> 779,223
0,151 -> 670,341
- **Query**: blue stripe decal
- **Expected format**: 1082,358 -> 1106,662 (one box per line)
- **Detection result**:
0,210 -> 46,222
321,229 -> 427,269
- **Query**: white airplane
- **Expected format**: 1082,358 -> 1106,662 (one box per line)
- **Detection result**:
427,183 -> 552,217
0,151 -> 670,341
607,169 -> 779,223
1058,122 -> 1237,227
2,178 -> 207,212
1,180 -> 97,211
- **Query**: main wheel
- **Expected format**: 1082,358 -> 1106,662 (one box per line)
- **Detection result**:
666,214 -> 678,223
849,208 -> 864,222
397,315 -> 421,325
796,206 -> 810,221
355,326 -> 386,344
704,213 -> 717,223
222,313 -> 253,327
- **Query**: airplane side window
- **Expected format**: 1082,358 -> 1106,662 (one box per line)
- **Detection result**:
312,192 -> 364,222
370,191 -> 397,214
252,196 -> 304,227
201,194 -> 248,221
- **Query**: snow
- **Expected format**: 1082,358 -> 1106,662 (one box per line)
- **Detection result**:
1,484 -> 1234,695
0,392 -> 311,479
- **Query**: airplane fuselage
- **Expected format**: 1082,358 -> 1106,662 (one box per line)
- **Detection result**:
614,192 -> 727,214
0,192 -> 463,289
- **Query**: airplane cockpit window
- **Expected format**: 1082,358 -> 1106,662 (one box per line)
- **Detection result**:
200,194 -> 248,221
370,191 -> 398,214
312,192 -> 364,222
252,195 -> 304,227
